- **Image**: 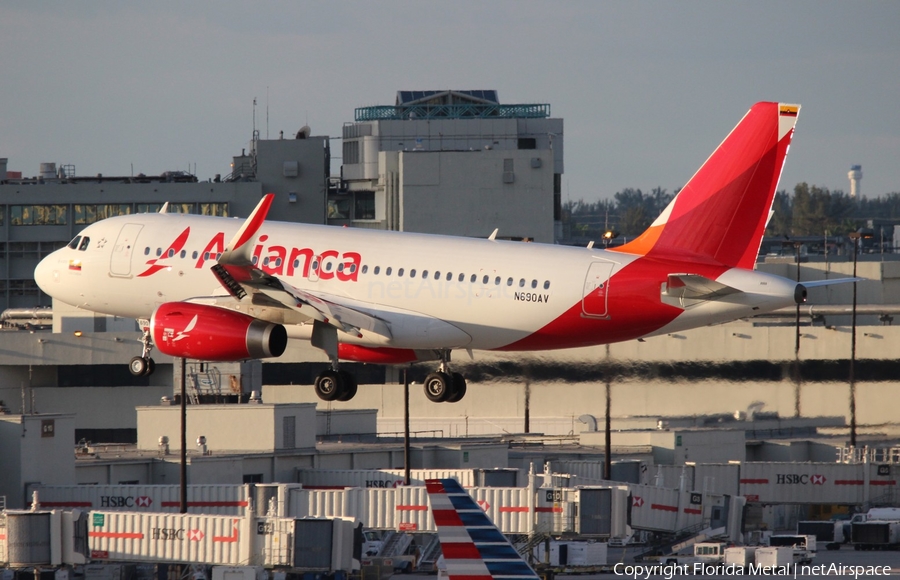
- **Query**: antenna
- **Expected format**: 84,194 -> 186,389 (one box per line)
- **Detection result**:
266,86 -> 270,140
253,97 -> 257,135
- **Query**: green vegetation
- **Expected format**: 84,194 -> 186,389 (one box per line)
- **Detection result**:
563,184 -> 900,241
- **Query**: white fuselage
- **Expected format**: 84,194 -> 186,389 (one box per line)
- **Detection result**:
34,213 -> 800,352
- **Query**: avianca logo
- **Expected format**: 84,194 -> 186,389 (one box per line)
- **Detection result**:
139,229 -> 362,282
173,315 -> 198,342
137,227 -> 191,277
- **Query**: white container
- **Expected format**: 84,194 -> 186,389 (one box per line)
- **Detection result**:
211,566 -> 267,580
88,511 -> 249,566
33,485 -> 251,515
724,546 -> 756,567
754,546 -> 793,568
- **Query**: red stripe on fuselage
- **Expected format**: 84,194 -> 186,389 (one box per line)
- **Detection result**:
498,254 -> 727,351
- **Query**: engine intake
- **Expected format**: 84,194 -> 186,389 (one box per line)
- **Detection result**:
151,302 -> 287,361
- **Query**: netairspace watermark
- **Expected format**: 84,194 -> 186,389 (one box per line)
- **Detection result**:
613,562 -> 893,578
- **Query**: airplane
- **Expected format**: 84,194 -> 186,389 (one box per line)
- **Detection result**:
424,477 -> 540,580
34,102 -> 853,404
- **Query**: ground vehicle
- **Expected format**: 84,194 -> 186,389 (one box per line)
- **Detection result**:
797,520 -> 845,550
767,534 -> 815,564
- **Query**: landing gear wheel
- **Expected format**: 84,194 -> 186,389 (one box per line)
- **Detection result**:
129,356 -> 149,377
315,369 -> 342,402
446,372 -> 467,403
145,358 -> 156,376
423,371 -> 452,403
337,370 -> 358,401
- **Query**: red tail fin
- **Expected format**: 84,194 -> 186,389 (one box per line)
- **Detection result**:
614,102 -> 799,269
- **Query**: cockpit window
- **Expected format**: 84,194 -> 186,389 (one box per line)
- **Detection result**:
67,236 -> 82,250
78,237 -> 90,251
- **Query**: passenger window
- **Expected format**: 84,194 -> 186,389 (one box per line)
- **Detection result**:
350,264 -> 357,273
519,279 -> 525,287
374,266 -> 381,275
275,258 -> 282,267
263,257 -> 270,266
544,280 -> 551,289
507,277 -> 513,286
67,236 -> 82,250
531,279 -> 538,289
338,264 -> 344,272
79,237 -> 90,251
386,267 -> 392,276
312,260 -> 320,271
156,248 -> 162,257
325,262 -> 333,272
180,250 -> 186,258
494,276 -> 500,285
293,260 -> 300,268
422,270 -> 428,279
458,273 -> 464,282
482,275 -> 488,284
398,268 -> 405,276
361,265 -> 368,274
410,269 -> 416,277
167,249 -> 175,258
444,272 -> 450,281
470,274 -> 476,283
144,246 -> 151,256
251,255 -> 258,265
192,251 -> 198,259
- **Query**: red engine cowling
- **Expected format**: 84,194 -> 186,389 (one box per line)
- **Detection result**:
151,302 -> 287,361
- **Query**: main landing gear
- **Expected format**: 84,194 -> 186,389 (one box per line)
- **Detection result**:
311,350 -> 468,404
314,365 -> 358,402
129,323 -> 156,377
422,354 -> 467,403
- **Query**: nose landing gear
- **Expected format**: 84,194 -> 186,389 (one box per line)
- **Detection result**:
129,322 -> 156,377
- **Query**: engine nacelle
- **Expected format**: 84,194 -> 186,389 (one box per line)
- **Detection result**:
151,302 -> 287,361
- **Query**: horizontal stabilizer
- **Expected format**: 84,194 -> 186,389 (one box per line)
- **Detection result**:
665,273 -> 741,301
800,277 -> 863,288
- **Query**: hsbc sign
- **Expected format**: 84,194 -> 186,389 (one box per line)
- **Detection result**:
775,474 -> 826,485
100,495 -> 154,508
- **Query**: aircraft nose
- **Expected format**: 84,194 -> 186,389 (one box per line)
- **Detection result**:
34,253 -> 60,295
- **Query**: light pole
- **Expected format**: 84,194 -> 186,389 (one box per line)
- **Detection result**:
793,241 -> 801,417
848,229 -> 874,448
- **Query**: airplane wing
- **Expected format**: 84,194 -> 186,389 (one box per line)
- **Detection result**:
211,194 -> 392,339
425,478 -> 540,580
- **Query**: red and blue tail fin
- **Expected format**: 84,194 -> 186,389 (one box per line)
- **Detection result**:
425,479 -> 539,580
613,102 -> 800,269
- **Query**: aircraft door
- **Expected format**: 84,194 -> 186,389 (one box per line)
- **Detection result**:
110,223 -> 144,277
582,261 -> 614,317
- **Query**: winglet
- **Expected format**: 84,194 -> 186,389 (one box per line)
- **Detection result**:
488,228 -> 499,241
158,202 -> 169,214
219,193 -> 274,265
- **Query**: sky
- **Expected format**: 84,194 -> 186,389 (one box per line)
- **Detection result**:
2,1 -> 899,204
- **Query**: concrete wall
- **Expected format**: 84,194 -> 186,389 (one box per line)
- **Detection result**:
0,413 -> 76,508
254,137 -> 329,224
399,149 -> 555,242
136,403 -> 317,452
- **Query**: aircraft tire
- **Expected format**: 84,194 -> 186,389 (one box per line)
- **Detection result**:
315,370 -> 342,402
423,371 -> 452,403
145,358 -> 156,376
337,370 -> 358,401
129,356 -> 149,377
447,373 -> 467,403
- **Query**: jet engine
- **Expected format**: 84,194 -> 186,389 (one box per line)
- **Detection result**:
150,302 -> 287,361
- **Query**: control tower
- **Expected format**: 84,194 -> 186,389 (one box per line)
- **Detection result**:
848,164 -> 862,199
